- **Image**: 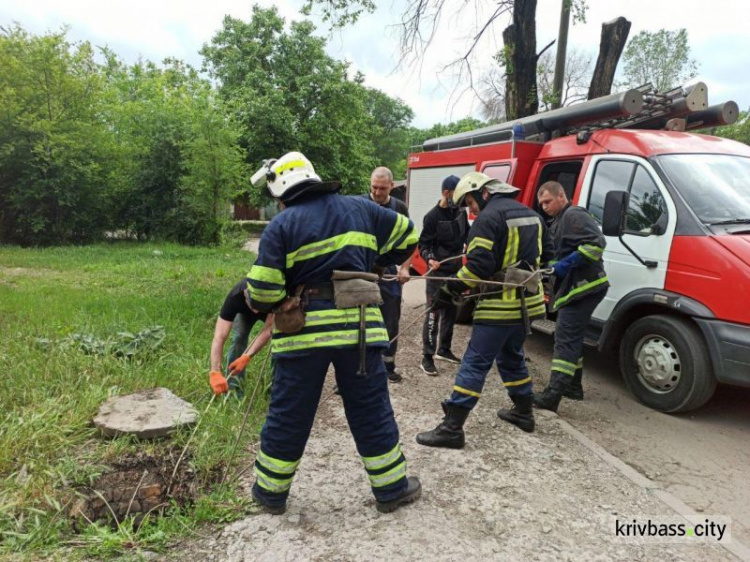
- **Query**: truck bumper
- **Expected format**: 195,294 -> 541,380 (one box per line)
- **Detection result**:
695,319 -> 750,387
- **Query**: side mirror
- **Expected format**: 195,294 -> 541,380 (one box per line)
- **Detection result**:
602,190 -> 629,237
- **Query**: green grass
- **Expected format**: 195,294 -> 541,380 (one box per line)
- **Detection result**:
0,242 -> 271,559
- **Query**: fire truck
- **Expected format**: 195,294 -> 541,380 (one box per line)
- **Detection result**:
406,83 -> 750,413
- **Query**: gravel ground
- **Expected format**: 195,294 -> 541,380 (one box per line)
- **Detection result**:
176,305 -> 736,562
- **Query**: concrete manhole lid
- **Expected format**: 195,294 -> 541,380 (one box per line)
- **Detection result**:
93,387 -> 198,438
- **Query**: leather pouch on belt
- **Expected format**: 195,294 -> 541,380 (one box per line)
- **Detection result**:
331,270 -> 383,309
504,266 -> 542,295
273,286 -> 306,334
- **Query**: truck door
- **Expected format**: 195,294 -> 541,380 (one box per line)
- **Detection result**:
577,155 -> 677,322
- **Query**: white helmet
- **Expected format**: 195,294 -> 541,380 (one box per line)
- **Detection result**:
453,171 -> 520,208
251,151 -> 322,201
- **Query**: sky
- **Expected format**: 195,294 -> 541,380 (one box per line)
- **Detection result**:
2,0 -> 749,128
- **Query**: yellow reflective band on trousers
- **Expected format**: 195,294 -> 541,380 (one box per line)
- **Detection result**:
257,450 -> 301,475
362,443 -> 402,471
453,385 -> 481,398
467,237 -> 494,254
254,467 -> 294,493
249,265 -> 285,285
503,376 -> 532,387
551,359 -> 578,376
286,232 -> 378,268
554,276 -> 609,309
272,327 -> 389,353
396,225 -> 419,250
380,214 -> 410,254
457,265 -> 481,288
368,461 -> 407,488
579,244 -> 603,261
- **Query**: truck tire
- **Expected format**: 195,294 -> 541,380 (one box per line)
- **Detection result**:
455,298 -> 476,325
619,314 -> 717,413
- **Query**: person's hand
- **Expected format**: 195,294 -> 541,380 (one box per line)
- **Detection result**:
209,371 -> 229,395
228,354 -> 251,376
397,265 -> 411,284
427,259 -> 440,272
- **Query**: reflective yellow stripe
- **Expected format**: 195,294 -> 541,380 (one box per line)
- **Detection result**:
249,265 -> 285,285
369,461 -> 406,488
478,293 -> 544,309
551,359 -> 577,376
395,226 -> 419,250
473,306 -> 545,321
273,159 -> 306,174
257,451 -> 301,475
271,328 -> 388,353
457,265 -> 481,288
453,385 -> 481,398
579,244 -> 603,261
503,376 -> 532,387
251,288 -> 285,303
467,237 -> 494,254
554,276 -> 609,308
254,467 -> 293,492
576,358 -> 584,368
362,443 -> 402,471
301,308 -> 383,328
286,232 -> 378,268
381,214 -> 410,254
502,227 -> 520,301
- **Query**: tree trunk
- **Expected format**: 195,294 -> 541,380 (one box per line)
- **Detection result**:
503,0 -> 538,120
588,17 -> 631,100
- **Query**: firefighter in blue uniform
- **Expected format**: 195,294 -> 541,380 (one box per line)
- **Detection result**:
246,152 -> 421,514
416,172 -> 554,448
534,180 -> 609,411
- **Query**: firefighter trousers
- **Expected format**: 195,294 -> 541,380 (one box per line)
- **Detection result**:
252,347 -> 408,508
446,323 -> 532,410
551,291 -> 606,379
423,278 -> 457,356
379,289 -> 401,372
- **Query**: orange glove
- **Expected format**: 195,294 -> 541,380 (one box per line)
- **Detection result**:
228,354 -> 251,376
209,371 -> 229,394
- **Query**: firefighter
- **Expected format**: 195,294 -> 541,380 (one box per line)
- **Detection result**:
364,166 -> 411,382
534,181 -> 609,411
416,172 -> 554,448
246,152 -> 421,514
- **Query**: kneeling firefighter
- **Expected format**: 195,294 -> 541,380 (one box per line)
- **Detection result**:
416,172 -> 554,448
246,152 -> 421,514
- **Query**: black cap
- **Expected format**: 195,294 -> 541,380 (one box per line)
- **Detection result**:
442,175 -> 460,191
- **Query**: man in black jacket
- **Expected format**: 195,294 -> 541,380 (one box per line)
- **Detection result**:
418,175 -> 470,375
534,181 -> 609,412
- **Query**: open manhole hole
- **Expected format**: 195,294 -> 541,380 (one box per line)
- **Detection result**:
68,448 -> 221,529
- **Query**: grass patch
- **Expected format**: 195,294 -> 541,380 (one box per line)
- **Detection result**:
0,242 -> 271,558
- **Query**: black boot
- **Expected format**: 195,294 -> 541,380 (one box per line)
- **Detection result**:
497,394 -> 535,433
416,403 -> 471,449
563,369 -> 584,400
533,372 -> 571,413
375,476 -> 422,513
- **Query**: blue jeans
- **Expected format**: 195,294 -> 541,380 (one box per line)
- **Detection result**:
225,314 -> 252,393
447,323 -> 532,410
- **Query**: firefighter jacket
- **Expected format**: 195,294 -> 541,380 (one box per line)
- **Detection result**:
550,203 -> 609,311
419,203 -> 470,275
247,192 -> 418,357
446,194 -> 554,325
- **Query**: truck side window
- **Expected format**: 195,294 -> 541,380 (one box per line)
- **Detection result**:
482,164 -> 511,182
588,160 -> 636,223
626,166 -> 668,235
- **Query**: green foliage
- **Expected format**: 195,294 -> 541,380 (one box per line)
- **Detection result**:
0,243 -> 270,557
621,28 -> 698,93
406,117 -> 487,152
713,110 -> 750,146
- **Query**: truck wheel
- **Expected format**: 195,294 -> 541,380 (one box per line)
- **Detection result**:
455,298 -> 476,325
619,315 -> 717,413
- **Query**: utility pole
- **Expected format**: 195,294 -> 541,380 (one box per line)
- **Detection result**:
552,0 -> 571,109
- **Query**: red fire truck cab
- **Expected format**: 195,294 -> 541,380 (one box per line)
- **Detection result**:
405,85 -> 750,413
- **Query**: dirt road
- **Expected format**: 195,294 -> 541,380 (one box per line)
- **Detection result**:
181,279 -> 745,561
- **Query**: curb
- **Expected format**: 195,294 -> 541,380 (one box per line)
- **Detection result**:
538,410 -> 750,562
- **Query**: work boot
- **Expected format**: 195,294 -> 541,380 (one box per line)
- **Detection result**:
497,394 -> 535,433
375,476 -> 422,513
251,485 -> 287,515
416,402 -> 471,449
563,369 -> 584,400
534,372 -> 571,413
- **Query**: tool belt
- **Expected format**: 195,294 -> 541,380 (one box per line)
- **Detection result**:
304,283 -> 335,301
479,264 -> 541,297
331,271 -> 383,309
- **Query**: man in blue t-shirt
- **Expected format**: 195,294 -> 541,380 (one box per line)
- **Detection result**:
364,167 -> 412,382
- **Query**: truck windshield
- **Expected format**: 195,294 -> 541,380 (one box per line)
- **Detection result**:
656,154 -> 750,225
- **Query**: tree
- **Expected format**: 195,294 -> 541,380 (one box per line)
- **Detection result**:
713,110 -> 750,146
621,29 -> 698,93
588,17 -> 631,100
